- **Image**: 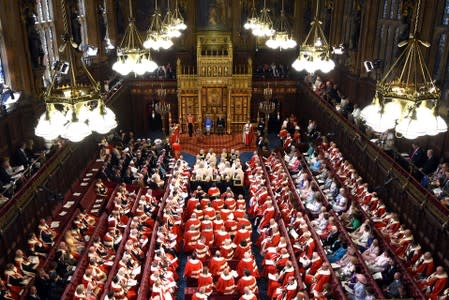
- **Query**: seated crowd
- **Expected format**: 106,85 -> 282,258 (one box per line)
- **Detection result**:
256,153 -> 345,299
2,208 -> 99,299
0,133 -> 172,300
97,131 -> 171,189
191,148 -> 244,190
74,186 -> 159,300
281,126 -> 449,299
253,63 -> 290,79
148,158 -> 189,299
148,150 -> 306,300
0,139 -> 54,200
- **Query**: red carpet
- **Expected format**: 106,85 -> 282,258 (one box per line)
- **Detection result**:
179,133 -> 256,155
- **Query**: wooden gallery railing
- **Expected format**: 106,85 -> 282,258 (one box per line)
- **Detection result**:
298,82 -> 449,269
0,85 -> 127,268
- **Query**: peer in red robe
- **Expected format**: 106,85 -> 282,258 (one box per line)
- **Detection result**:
234,241 -> 251,260
208,251 -> 228,277
220,239 -> 236,260
185,214 -> 201,232
237,270 -> 258,294
214,227 -> 230,248
73,284 -> 96,300
306,252 -> 323,276
184,254 -> 203,279
411,252 -> 435,278
184,226 -> 201,253
308,265 -> 331,293
192,287 -> 209,300
421,267 -> 448,300
239,287 -> 257,300
197,267 -> 214,295
208,185 -> 221,198
186,198 -> 200,218
201,225 -> 214,247
194,237 -> 210,262
234,225 -> 251,246
237,252 -> 260,278
216,268 -> 237,295
273,276 -> 298,300
257,202 -> 276,231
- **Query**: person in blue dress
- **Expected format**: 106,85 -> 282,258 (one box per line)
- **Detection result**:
204,116 -> 213,135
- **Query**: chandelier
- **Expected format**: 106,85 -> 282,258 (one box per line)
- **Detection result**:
292,0 -> 334,73
360,0 -> 447,139
171,0 -> 187,32
161,0 -> 184,39
143,0 -> 174,50
259,85 -> 275,138
266,0 -> 297,50
251,0 -> 275,38
243,0 -> 259,31
113,0 -> 158,76
155,87 -> 170,136
35,0 -> 117,143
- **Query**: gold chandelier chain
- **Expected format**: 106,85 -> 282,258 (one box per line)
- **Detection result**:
129,0 -> 134,19
413,0 -> 421,36
60,0 -> 69,35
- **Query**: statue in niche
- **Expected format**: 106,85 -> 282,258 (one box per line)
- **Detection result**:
115,0 -> 125,35
197,0 -> 229,30
323,1 -> 333,37
69,1 -> 83,46
98,4 -> 107,42
303,0 -> 313,35
23,6 -> 44,68
349,0 -> 362,50
399,0 -> 413,41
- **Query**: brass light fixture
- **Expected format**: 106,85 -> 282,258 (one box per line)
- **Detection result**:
292,0 -> 335,73
361,0 -> 447,139
113,0 -> 158,76
143,0 -> 174,50
251,0 -> 275,38
266,0 -> 297,50
35,0 -> 117,142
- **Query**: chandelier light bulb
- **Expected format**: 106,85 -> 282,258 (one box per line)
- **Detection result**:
89,106 -> 117,134
395,117 -> 421,139
35,110 -> 65,141
62,113 -> 92,142
426,115 -> 448,136
319,59 -> 335,73
383,100 -> 402,120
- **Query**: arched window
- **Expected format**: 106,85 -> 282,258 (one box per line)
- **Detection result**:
35,0 -> 57,82
443,0 -> 449,25
382,0 -> 390,19
389,0 -> 398,19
